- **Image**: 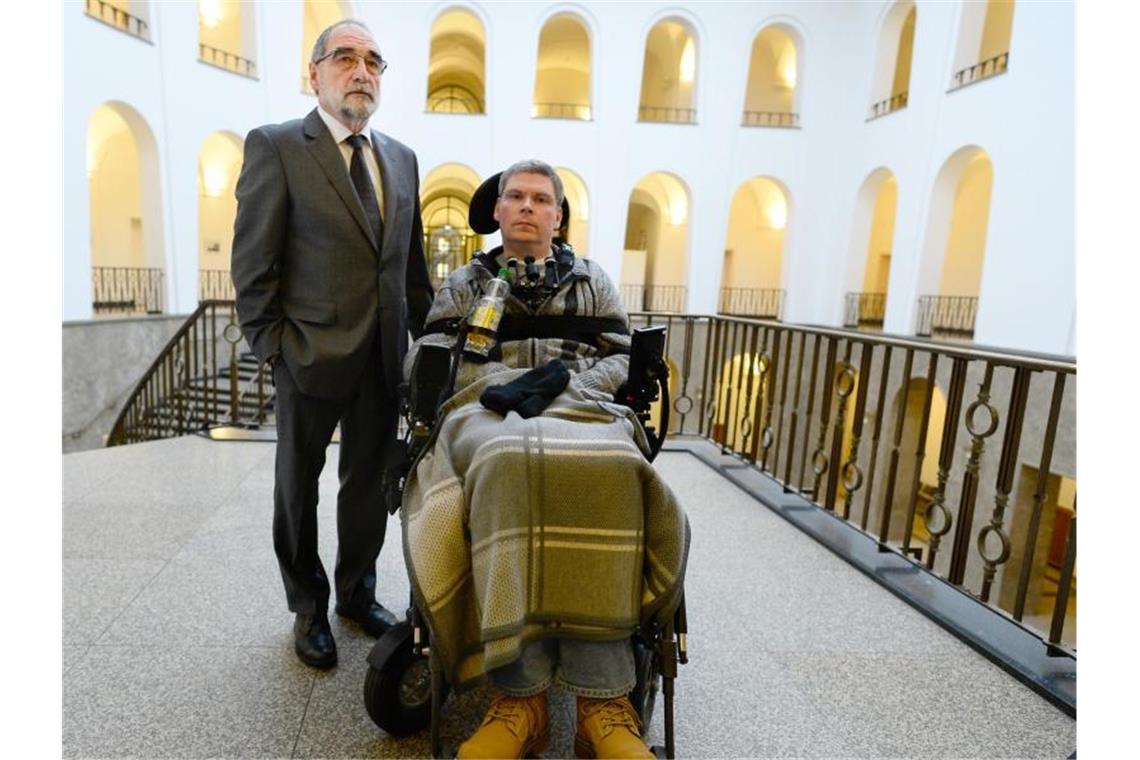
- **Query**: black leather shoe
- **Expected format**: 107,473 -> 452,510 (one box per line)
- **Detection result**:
334,601 -> 399,637
293,613 -> 337,669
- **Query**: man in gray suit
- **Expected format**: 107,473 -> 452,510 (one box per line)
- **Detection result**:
231,19 -> 433,669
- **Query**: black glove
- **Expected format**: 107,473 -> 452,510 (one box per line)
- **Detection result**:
480,360 -> 570,418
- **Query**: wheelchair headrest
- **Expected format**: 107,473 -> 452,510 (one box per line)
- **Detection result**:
469,171 -> 572,235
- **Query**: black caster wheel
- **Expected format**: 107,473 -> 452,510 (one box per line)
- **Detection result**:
364,622 -> 445,736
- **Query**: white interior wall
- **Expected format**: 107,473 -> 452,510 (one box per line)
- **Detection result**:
62,0 -> 1076,356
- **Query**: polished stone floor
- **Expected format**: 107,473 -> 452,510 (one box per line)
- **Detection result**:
63,434 -> 1076,758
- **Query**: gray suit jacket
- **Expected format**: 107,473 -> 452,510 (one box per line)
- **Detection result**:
231,109 -> 434,399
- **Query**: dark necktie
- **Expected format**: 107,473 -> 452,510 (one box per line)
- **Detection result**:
346,134 -> 383,247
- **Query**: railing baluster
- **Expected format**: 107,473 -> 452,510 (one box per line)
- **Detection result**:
769,329 -> 793,476
948,363 -> 998,586
825,342 -> 855,512
977,367 -> 1031,602
925,357 -> 968,571
812,337 -> 838,501
800,334 -> 823,495
903,353 -> 940,556
1014,372 -> 1067,619
839,341 -> 871,523
783,332 -> 807,490
1048,502 -> 1076,647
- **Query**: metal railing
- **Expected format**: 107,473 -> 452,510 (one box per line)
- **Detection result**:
199,43 -> 258,79
951,52 -> 1010,92
85,0 -> 149,40
915,295 -> 979,338
844,292 -> 887,328
426,86 -> 485,114
620,285 -> 687,313
719,288 -> 784,319
199,270 -> 235,302
638,106 -> 697,124
868,91 -> 908,121
107,301 -> 274,446
532,102 -> 592,120
92,267 -> 165,315
628,312 -> 1076,657
742,110 -> 799,128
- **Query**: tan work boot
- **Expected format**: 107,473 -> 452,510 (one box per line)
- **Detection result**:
574,695 -> 654,759
457,690 -> 550,759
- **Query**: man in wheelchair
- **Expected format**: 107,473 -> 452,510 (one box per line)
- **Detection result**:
401,160 -> 689,759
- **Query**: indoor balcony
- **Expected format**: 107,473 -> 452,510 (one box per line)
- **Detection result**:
868,91 -> 908,121
84,0 -> 150,41
950,51 -> 1011,91
198,43 -> 258,79
843,291 -> 887,333
91,266 -> 165,317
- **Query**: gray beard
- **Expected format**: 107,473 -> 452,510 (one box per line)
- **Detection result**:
339,99 -> 375,123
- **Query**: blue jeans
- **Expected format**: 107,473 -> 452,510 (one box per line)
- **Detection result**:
491,637 -> 635,699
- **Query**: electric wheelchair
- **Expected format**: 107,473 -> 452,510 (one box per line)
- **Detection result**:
362,172 -> 689,759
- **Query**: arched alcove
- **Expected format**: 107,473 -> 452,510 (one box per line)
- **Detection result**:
638,19 -> 698,124
421,163 -> 483,285
300,0 -> 353,94
87,101 -> 166,315
868,1 -> 916,119
197,131 -> 243,300
741,25 -> 801,128
843,168 -> 898,330
621,172 -> 690,312
426,8 -> 487,114
198,0 -> 258,78
555,167 -> 589,257
719,177 -> 790,318
916,147 -> 993,338
951,0 -> 1014,88
533,13 -> 592,120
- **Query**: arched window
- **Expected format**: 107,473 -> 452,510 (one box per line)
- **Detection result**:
555,168 -> 590,256
868,1 -> 916,120
637,20 -> 698,124
426,8 -> 487,114
916,147 -> 994,339
532,14 -> 592,120
420,163 -> 483,286
843,168 -> 898,331
198,0 -> 258,78
197,131 -> 244,301
719,177 -> 791,319
300,0 -> 353,94
951,0 -> 1014,90
87,102 -> 166,316
741,26 -> 801,128
621,172 -> 690,311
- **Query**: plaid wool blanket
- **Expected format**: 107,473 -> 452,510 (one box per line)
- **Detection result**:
401,370 -> 690,688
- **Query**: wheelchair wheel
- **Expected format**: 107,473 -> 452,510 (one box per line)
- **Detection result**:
630,635 -> 660,735
363,628 -> 441,736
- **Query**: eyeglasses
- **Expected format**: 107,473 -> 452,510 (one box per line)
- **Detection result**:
314,47 -> 388,76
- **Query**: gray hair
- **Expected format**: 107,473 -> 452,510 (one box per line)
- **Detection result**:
311,19 -> 374,62
499,160 -> 564,207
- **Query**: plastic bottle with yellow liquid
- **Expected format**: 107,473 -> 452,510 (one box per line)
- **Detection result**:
464,268 -> 510,358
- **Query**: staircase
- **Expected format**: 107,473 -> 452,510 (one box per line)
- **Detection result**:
107,302 -> 276,446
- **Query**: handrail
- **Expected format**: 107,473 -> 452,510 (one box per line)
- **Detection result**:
426,85 -> 485,114
627,312 -> 1076,658
107,300 -> 272,446
92,266 -> 165,315
719,288 -> 784,319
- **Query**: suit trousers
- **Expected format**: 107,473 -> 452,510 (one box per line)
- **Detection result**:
272,342 -> 399,615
